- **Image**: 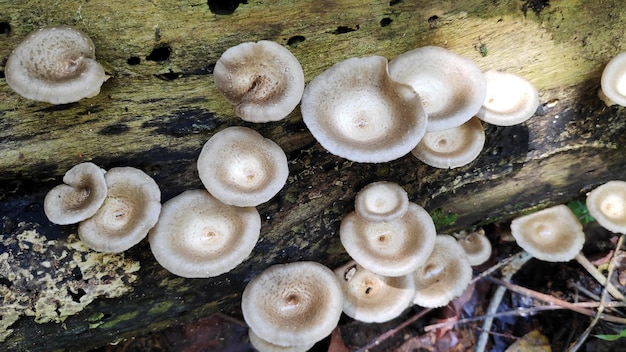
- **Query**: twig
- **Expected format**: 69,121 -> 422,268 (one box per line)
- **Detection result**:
574,252 -> 625,301
354,308 -> 432,352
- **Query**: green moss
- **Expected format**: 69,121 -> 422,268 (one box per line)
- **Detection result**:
430,208 -> 457,229
98,311 -> 139,330
148,301 -> 175,315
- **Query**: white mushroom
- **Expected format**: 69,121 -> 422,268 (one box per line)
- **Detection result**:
457,229 -> 492,266
477,70 -> 539,126
354,181 -> 409,222
586,180 -> 626,234
599,52 -> 626,106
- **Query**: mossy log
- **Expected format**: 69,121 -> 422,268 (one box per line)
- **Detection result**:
2,0 -> 626,350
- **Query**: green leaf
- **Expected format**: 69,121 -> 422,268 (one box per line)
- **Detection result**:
595,328 -> 626,341
567,200 -> 595,225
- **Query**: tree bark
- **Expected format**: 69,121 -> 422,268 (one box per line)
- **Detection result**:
1,0 -> 626,350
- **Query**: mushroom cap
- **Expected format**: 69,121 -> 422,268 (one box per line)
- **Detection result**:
248,329 -> 315,352
600,51 -> 626,107
300,56 -> 428,163
388,46 -> 486,132
457,229 -> 492,266
411,116 -> 485,169
78,167 -> 161,253
214,40 -> 305,122
5,26 -> 108,104
241,261 -> 343,347
334,260 -> 415,323
510,204 -> 585,262
149,189 -> 260,278
340,202 -> 437,277
197,126 -> 289,207
586,180 -> 626,234
412,235 -> 473,308
476,70 -> 539,126
354,181 -> 409,222
44,162 -> 107,225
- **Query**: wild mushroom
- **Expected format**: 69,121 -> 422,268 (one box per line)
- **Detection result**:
411,116 -> 485,169
248,329 -> 315,352
241,261 -> 343,347
5,26 -> 108,104
43,162 -> 107,225
586,180 -> 626,234
476,70 -> 539,126
412,235 -> 473,308
214,40 -> 305,122
457,228 -> 492,266
300,56 -> 428,163
78,167 -> 161,253
388,46 -> 486,132
334,260 -> 415,323
354,181 -> 409,222
340,202 -> 437,277
148,189 -> 260,278
510,204 -> 585,262
197,126 -> 289,207
599,52 -> 626,106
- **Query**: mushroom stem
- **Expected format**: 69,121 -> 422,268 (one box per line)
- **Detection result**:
574,252 -> 625,301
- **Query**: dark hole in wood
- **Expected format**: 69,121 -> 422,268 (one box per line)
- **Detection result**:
127,56 -> 141,65
146,46 -> 171,62
332,25 -> 359,35
207,0 -> 248,15
0,22 -> 10,36
380,17 -> 392,27
287,35 -> 305,46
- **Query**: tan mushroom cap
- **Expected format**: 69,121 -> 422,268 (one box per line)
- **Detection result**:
457,229 -> 492,266
586,180 -> 626,234
334,260 -> 415,323
340,202 -> 437,277
510,204 -> 585,262
477,70 -> 539,126
248,329 -> 315,352
354,181 -> 409,222
44,162 -> 107,225
241,261 -> 343,347
300,56 -> 428,163
214,40 -> 305,122
412,235 -> 473,308
5,26 -> 108,104
197,126 -> 289,207
78,167 -> 161,253
411,116 -> 485,169
600,52 -> 626,107
148,189 -> 260,278
388,46 -> 486,132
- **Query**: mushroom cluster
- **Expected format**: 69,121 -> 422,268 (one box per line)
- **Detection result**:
5,26 -> 108,104
44,163 -> 162,253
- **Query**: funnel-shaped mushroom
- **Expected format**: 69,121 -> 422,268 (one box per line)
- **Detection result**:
354,181 -> 409,222
44,162 -> 107,225
214,40 -> 305,122
388,46 -> 486,132
457,229 -> 492,266
411,116 -> 485,169
241,261 -> 343,347
510,204 -> 585,262
5,26 -> 108,104
600,52 -> 626,107
334,260 -> 415,323
197,126 -> 289,207
340,202 -> 437,277
586,180 -> 626,234
477,70 -> 539,126
412,235 -> 473,308
149,189 -> 260,278
78,167 -> 161,253
248,329 -> 315,352
301,56 -> 428,163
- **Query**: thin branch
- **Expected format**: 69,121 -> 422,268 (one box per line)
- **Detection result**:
574,252 -> 625,301
354,308 -> 432,352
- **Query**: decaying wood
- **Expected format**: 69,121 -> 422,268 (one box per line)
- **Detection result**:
2,0 -> 626,350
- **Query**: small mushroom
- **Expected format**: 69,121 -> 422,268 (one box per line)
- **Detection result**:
412,235 -> 473,308
43,162 -> 107,225
241,261 -> 343,347
457,229 -> 492,266
248,329 -> 315,352
600,52 -> 626,106
411,116 -> 485,169
214,40 -> 305,122
476,70 -> 539,126
510,204 -> 585,262
586,180 -> 626,234
5,26 -> 108,104
149,189 -> 260,278
334,260 -> 415,323
340,202 -> 437,277
78,167 -> 161,253
300,56 -> 428,163
197,126 -> 289,207
354,181 -> 409,222
388,46 -> 486,132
